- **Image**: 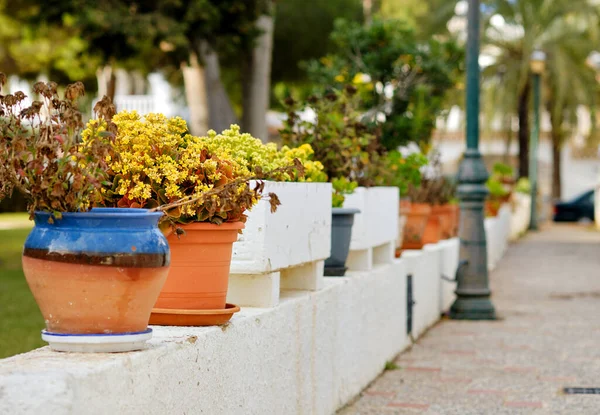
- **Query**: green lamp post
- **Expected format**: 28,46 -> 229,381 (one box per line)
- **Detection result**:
449,0 -> 496,320
528,50 -> 546,231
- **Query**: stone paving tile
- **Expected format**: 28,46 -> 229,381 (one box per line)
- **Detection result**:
339,225 -> 600,415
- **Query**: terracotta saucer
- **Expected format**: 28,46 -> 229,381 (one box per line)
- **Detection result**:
149,303 -> 240,326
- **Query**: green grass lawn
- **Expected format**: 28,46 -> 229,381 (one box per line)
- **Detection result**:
0,228 -> 45,358
0,212 -> 30,221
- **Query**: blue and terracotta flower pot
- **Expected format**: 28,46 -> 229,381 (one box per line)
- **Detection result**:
22,208 -> 170,335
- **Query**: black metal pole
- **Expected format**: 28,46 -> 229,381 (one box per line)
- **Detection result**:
449,0 -> 496,320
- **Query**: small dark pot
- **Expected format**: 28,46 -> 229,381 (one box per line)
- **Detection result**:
324,208 -> 360,277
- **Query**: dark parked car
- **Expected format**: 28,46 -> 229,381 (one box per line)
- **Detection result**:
553,190 -> 595,222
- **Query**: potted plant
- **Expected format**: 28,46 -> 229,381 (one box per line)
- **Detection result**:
370,149 -> 428,256
405,179 -> 441,246
403,154 -> 456,247
486,176 -> 510,217
325,177 -> 360,275
280,86 -> 385,275
431,177 -> 458,240
449,197 -> 460,237
492,162 -> 515,185
400,200 -> 432,250
515,177 -> 531,194
95,112 -> 302,325
0,77 -> 170,352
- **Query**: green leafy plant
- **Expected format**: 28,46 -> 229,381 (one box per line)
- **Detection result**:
331,177 -> 358,208
384,360 -> 400,371
407,176 -> 455,205
305,18 -> 463,151
280,85 -> 381,207
515,177 -> 531,194
373,150 -> 428,196
486,177 -> 509,198
405,152 -> 454,204
492,162 -> 514,178
0,75 -> 115,220
280,86 -> 380,185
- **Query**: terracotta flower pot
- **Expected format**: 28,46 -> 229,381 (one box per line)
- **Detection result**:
22,208 -> 170,335
423,212 -> 442,245
155,222 -> 244,310
485,200 -> 502,217
395,199 -> 412,257
401,203 -> 431,250
399,199 -> 412,215
449,204 -> 460,237
431,204 -> 454,240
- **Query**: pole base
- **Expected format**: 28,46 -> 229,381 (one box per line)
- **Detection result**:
449,296 -> 496,320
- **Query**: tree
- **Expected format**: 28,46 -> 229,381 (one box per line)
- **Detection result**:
9,1 -> 273,137
305,18 -> 463,151
378,0 -> 462,39
270,0 -> 363,105
122,0 -> 272,137
482,0 -> 600,188
0,3 -> 100,87
543,26 -> 598,199
242,1 -> 275,142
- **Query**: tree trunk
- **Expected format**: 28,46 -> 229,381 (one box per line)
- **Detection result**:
96,65 -> 116,103
503,114 -> 512,164
363,0 -> 373,24
517,81 -> 531,178
241,11 -> 274,142
131,71 -> 146,95
181,52 -> 209,135
197,40 -> 237,132
551,131 -> 562,200
114,68 -> 133,96
549,105 -> 563,201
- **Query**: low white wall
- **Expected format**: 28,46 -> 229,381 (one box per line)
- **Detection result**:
510,193 -> 531,240
438,238 -> 460,312
1,201 -> 521,415
485,204 -> 511,272
343,187 -> 399,271
1,243 -> 464,415
2,265 -> 410,415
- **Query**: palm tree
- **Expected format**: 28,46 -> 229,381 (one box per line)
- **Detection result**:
543,27 -> 598,198
482,0 -> 600,192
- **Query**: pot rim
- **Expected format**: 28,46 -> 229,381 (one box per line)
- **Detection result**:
35,207 -> 164,220
172,221 -> 245,231
332,207 -> 360,215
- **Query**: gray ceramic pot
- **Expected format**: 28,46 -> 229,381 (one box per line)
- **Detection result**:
324,208 -> 360,276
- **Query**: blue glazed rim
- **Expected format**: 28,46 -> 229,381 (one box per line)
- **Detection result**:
41,328 -> 152,337
35,208 -> 164,220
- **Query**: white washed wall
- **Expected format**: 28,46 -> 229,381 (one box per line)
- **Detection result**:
510,193 -> 531,240
0,190 -> 527,415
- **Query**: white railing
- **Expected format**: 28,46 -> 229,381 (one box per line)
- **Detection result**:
92,95 -> 156,115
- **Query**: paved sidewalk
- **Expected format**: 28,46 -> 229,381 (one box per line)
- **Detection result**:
340,225 -> 600,414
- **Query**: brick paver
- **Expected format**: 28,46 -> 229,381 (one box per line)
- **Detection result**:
340,225 -> 600,414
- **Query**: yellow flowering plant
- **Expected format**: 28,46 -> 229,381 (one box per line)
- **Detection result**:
86,109 -> 307,227
202,125 -> 326,183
